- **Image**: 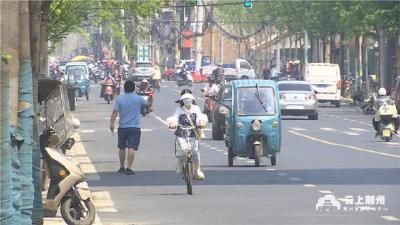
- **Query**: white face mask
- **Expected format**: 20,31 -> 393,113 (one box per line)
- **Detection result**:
182,99 -> 192,108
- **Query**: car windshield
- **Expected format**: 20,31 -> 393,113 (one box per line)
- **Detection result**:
136,63 -> 151,67
223,64 -> 235,68
66,66 -> 86,81
236,86 -> 276,115
278,83 -> 312,92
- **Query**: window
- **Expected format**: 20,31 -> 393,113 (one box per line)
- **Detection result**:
278,83 -> 312,92
240,62 -> 251,70
236,87 -> 276,115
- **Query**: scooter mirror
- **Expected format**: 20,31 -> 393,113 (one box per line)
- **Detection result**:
72,118 -> 80,130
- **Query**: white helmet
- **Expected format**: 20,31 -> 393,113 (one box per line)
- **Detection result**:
378,87 -> 387,96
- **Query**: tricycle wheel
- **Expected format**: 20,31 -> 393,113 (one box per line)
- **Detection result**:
271,155 -> 277,166
254,145 -> 261,167
228,147 -> 234,167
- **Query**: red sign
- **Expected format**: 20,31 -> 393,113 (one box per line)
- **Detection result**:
182,28 -> 193,48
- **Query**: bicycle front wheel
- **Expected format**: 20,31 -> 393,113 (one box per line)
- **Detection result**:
186,161 -> 193,195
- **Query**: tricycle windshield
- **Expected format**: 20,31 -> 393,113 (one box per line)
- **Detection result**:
236,86 -> 276,115
66,65 -> 86,81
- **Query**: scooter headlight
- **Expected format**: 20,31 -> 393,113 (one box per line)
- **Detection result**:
252,119 -> 262,131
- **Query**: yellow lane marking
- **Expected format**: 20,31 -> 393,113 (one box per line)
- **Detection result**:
289,130 -> 400,158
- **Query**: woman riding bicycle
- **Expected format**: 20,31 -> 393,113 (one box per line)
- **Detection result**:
167,93 -> 208,180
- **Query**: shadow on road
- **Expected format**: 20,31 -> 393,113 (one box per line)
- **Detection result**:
86,167 -> 400,187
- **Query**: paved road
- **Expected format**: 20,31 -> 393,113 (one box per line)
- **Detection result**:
72,80 -> 400,225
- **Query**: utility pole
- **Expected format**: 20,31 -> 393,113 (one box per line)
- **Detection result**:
194,1 -> 203,71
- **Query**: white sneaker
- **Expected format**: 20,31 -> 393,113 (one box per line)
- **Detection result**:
176,161 -> 183,174
194,170 -> 205,180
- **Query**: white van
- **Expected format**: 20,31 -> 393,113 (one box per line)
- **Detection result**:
235,58 -> 256,79
304,63 -> 341,107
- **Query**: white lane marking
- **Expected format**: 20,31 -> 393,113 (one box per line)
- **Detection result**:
97,207 -> 118,213
289,130 -> 400,158
343,118 -> 350,121
350,128 -> 369,132
277,172 -> 288,176
223,152 -> 228,155
320,127 -> 336,131
384,142 -> 400,146
141,129 -> 153,132
151,113 -> 168,126
343,132 -> 360,136
210,147 -> 218,150
266,168 -> 276,171
290,178 -> 301,181
80,129 -> 95,133
216,149 -> 224,152
349,120 -> 358,122
291,127 -> 306,131
381,216 -> 400,221
238,157 -> 246,160
303,184 -> 316,188
319,190 -> 333,194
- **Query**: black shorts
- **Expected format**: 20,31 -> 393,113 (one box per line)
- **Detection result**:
118,127 -> 141,150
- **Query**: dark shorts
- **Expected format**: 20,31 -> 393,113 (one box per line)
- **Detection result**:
118,127 -> 141,150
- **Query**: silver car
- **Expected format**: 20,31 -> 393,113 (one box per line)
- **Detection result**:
278,81 -> 318,120
131,61 -> 154,82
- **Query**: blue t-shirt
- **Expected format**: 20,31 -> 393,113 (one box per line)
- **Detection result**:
114,93 -> 146,128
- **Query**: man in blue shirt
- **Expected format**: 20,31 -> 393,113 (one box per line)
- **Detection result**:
110,80 -> 146,175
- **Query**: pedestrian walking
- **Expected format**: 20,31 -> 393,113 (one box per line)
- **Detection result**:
109,80 -> 147,175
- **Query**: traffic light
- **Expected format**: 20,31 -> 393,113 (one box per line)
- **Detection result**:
244,0 -> 252,8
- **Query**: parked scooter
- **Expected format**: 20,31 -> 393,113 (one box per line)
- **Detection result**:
375,100 -> 398,142
40,128 -> 96,225
103,81 -> 115,104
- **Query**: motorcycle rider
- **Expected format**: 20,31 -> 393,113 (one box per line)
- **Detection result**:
152,65 -> 162,92
203,79 -> 219,99
101,73 -> 116,98
167,93 -> 208,180
137,79 -> 153,111
372,87 -> 399,136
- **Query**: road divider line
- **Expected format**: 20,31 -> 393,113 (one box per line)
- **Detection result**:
320,127 -> 336,131
381,216 -> 400,221
289,178 -> 301,181
319,190 -> 333,194
343,132 -> 360,136
151,113 -> 168,126
265,168 -> 276,171
303,184 -> 316,188
277,172 -> 288,176
289,130 -> 400,158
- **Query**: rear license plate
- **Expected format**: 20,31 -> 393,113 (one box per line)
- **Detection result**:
382,129 -> 391,137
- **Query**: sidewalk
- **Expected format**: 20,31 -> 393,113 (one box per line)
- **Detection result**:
43,132 -> 102,225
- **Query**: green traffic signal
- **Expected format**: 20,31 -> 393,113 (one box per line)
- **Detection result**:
244,0 -> 252,8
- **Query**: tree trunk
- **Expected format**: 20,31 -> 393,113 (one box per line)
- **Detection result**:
5,2 -> 22,224
361,35 -> 367,84
378,30 -> 387,89
18,2 -> 34,224
294,35 -> 298,60
1,1 -> 19,224
387,34 -> 398,88
29,1 -> 43,224
339,32 -> 345,76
